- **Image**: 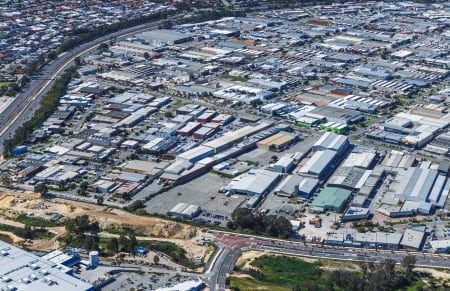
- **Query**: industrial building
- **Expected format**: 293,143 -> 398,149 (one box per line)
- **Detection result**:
393,167 -> 439,202
34,165 -> 81,188
298,176 -> 319,198
274,174 -> 304,197
135,29 -> 194,46
272,173 -> 318,198
328,166 -> 371,191
429,240 -> 450,253
225,169 -> 280,196
400,229 -> 426,250
121,160 -> 169,178
169,203 -> 201,219
203,122 -> 272,153
256,132 -> 299,152
312,132 -> 349,154
0,241 -> 93,291
272,152 -> 303,173
310,187 -> 352,213
177,145 -> 214,163
298,149 -> 337,179
341,207 -> 371,222
309,105 -> 365,125
319,122 -> 349,134
341,151 -> 377,169
326,231 -> 403,250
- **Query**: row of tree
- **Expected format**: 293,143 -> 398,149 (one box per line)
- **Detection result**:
105,235 -> 137,255
227,208 -> 292,238
62,215 -> 101,251
3,66 -> 78,156
289,256 -> 418,291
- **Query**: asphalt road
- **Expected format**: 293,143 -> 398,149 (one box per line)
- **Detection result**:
209,231 -> 450,290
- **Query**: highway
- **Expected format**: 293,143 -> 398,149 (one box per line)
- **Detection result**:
0,17 -> 171,154
207,231 -> 450,291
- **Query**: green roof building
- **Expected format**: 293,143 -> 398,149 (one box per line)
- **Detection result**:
311,187 -> 352,213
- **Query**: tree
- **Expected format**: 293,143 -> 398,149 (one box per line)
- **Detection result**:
1,175 -> 12,189
267,216 -> 292,239
34,183 -> 48,196
77,181 -> 89,196
125,200 -> 145,213
24,225 -> 34,239
98,42 -> 109,52
125,235 -> 137,253
401,255 -> 416,280
143,52 -> 150,60
64,215 -> 98,235
107,238 -> 119,254
153,255 -> 160,265
97,197 -> 104,206
74,57 -> 81,67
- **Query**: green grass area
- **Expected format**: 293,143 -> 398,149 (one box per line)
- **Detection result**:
103,227 -> 145,237
0,82 -> 12,87
223,74 -> 249,82
229,276 -> 290,291
0,223 -> 54,239
250,255 -> 322,286
15,214 -> 63,227
230,254 -> 433,291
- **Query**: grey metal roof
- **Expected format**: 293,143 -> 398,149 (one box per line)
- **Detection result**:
0,241 -> 92,291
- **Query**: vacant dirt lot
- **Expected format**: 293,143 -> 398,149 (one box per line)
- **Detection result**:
0,190 -> 206,257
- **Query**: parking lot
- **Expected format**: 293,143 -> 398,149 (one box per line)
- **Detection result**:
144,173 -> 247,225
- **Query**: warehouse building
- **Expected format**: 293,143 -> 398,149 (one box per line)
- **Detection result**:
341,151 -> 377,169
400,228 -> 426,250
177,145 -> 214,163
273,155 -> 295,173
197,110 -> 217,123
34,165 -> 81,188
0,241 -> 93,291
341,207 -> 371,222
327,166 -> 369,191
298,176 -> 319,198
393,167 -> 439,202
429,240 -> 450,253
274,174 -> 304,197
298,149 -> 337,179
272,152 -> 303,173
309,105 -> 365,125
178,122 -> 202,136
319,122 -> 349,134
203,122 -> 272,153
310,187 -> 352,213
256,132 -> 299,152
225,169 -> 280,196
121,160 -> 169,178
193,125 -> 219,140
297,116 -> 321,128
136,29 -> 194,46
326,231 -> 402,250
211,113 -> 234,125
141,137 -> 178,153
312,132 -> 349,154
169,203 -> 201,219
376,203 -> 415,218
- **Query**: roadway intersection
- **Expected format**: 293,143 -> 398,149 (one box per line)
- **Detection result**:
206,231 -> 450,291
